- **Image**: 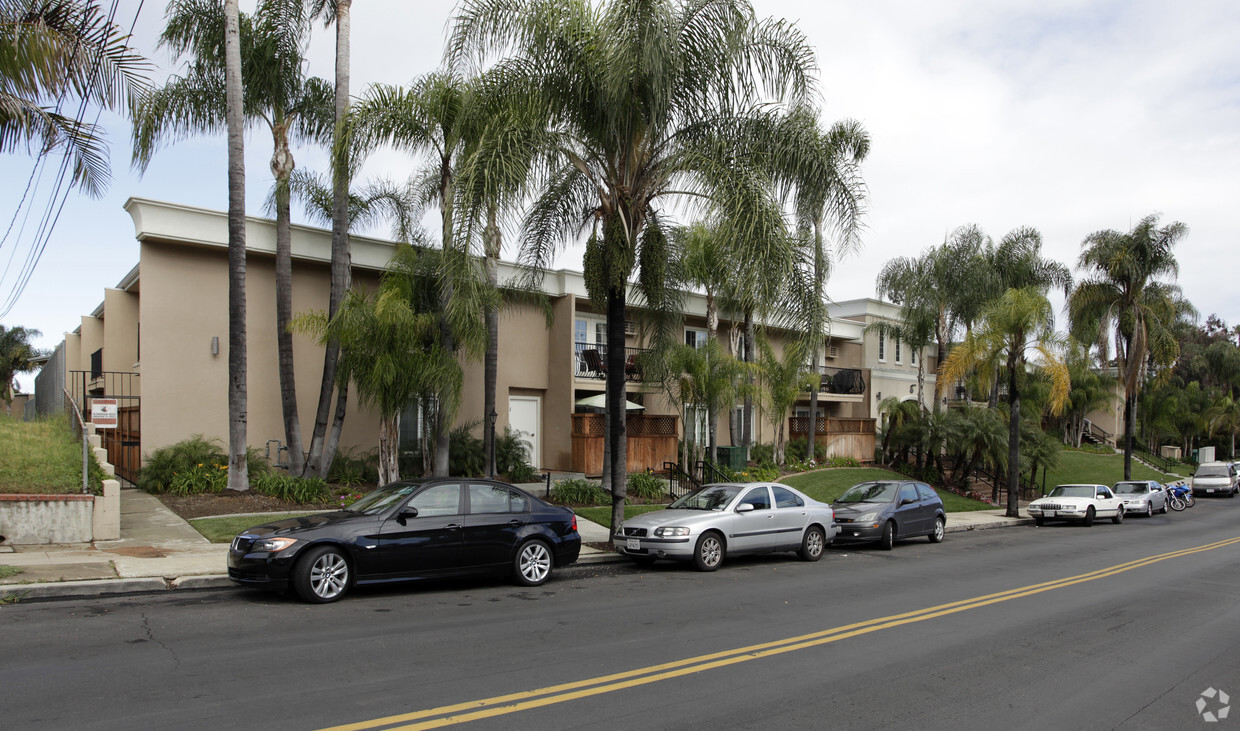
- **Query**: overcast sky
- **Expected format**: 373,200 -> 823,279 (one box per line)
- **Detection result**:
5,0 -> 1239,392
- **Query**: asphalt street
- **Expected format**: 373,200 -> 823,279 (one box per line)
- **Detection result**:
3,499 -> 1239,730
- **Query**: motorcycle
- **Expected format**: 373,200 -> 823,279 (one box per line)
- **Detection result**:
1164,481 -> 1192,511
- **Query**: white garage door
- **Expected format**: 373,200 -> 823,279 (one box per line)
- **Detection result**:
508,395 -> 542,469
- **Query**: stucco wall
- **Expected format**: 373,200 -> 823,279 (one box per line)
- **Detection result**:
138,240 -> 385,461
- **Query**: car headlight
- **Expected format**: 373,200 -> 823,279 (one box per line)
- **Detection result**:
654,526 -> 690,537
854,512 -> 880,523
252,536 -> 299,553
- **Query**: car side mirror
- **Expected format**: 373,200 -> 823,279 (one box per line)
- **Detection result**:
736,503 -> 755,513
901,497 -> 917,506
396,507 -> 419,525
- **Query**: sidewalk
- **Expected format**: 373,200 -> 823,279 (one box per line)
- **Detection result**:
0,490 -> 1028,603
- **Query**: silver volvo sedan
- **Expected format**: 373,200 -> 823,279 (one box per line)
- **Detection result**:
613,482 -> 836,571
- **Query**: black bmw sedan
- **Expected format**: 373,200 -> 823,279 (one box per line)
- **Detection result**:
228,478 -> 581,603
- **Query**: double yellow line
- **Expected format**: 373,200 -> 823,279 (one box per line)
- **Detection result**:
323,536 -> 1240,731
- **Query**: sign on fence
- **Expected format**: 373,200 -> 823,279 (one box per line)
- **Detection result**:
90,398 -> 118,429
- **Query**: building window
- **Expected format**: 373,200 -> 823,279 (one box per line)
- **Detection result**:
685,328 -> 707,349
912,348 -> 917,367
877,335 -> 885,362
895,339 -> 902,364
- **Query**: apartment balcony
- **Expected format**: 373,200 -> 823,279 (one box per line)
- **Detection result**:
574,343 -> 650,382
808,366 -> 866,397
788,417 -> 877,463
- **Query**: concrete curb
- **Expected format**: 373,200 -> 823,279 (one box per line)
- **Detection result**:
946,518 -> 1034,532
1,577 -> 170,603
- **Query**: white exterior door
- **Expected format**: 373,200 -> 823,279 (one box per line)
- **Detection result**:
508,395 -> 542,469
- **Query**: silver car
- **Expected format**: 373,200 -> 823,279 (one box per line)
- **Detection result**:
1112,480 -> 1168,517
613,482 -> 836,571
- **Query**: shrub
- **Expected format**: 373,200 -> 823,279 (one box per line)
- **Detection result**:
448,423 -> 485,477
1066,443 -> 1115,455
329,447 -> 377,486
626,471 -> 667,501
549,478 -> 608,506
749,443 -> 774,464
252,472 -> 331,504
168,462 -> 229,496
733,464 -> 779,482
140,435 -> 224,493
497,427 -> 538,482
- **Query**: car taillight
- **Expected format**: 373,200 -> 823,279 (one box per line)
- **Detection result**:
571,515 -> 578,532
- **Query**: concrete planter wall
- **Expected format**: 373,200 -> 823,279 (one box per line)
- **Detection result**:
0,494 -> 95,544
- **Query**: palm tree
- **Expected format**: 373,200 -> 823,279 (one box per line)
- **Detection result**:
755,337 -> 807,465
292,245 -> 455,485
0,0 -> 149,197
222,0 -> 248,491
1062,342 -> 1117,447
775,108 -> 869,460
945,404 -> 1006,494
448,0 -> 815,531
1207,394 -> 1240,460
1069,214 -> 1190,479
303,0 -> 354,480
133,0 -> 334,477
352,71 -> 491,476
940,287 -> 1070,517
660,338 -> 746,469
0,324 -> 41,414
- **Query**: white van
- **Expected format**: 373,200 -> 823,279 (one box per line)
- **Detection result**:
1191,461 -> 1238,497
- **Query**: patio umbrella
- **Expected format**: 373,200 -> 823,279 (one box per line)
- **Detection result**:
574,394 -> 645,411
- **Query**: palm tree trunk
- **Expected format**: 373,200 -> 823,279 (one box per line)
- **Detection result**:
606,286 -> 628,537
223,0 -> 248,492
433,171 -> 455,478
272,140 -> 304,475
305,0 -> 352,479
378,412 -> 399,485
323,387 -> 348,480
1122,391 -> 1135,480
808,342 -> 820,462
742,313 -> 754,448
1006,355 -> 1021,518
483,206 -> 500,477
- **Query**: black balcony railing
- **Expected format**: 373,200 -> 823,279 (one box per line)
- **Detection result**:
815,366 -> 865,395
574,342 -> 650,381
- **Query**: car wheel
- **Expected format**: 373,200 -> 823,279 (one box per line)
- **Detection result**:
693,531 -> 725,571
928,517 -> 945,543
798,525 -> 826,561
1145,503 -> 1153,518
1083,506 -> 1095,527
1112,506 -> 1124,524
1159,500 -> 1168,514
1034,516 -> 1044,527
513,539 -> 553,587
292,545 -> 350,604
879,521 -> 895,550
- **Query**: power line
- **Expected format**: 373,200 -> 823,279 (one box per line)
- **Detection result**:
0,0 -> 145,320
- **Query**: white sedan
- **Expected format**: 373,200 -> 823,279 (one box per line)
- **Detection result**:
1028,484 -> 1125,527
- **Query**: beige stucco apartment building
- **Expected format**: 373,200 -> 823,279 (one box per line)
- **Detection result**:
41,198 -> 934,479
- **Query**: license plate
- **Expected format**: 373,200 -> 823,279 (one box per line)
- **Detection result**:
627,538 -> 640,551
1043,510 -> 1055,517
1208,489 -> 1215,494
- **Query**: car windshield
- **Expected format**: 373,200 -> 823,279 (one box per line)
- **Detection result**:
1196,465 -> 1229,478
669,485 -> 743,511
836,482 -> 898,504
1113,483 -> 1148,494
1048,485 -> 1095,498
346,483 -> 421,515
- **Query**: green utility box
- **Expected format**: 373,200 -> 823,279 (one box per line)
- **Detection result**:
715,445 -> 748,471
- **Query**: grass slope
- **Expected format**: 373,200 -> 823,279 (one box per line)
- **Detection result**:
1039,450 -> 1181,491
780,467 -> 996,512
0,415 -> 103,494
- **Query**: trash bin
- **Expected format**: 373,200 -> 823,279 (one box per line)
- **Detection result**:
715,446 -> 748,471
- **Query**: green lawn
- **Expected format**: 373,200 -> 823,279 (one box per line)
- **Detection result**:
0,414 -> 103,494
780,467 -> 997,512
1039,450 -> 1181,491
189,513 -> 318,543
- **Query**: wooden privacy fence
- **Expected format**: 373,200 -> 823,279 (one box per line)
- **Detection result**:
788,417 -> 876,462
571,413 -> 678,476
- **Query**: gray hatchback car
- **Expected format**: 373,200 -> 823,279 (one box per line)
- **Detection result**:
831,480 -> 946,550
